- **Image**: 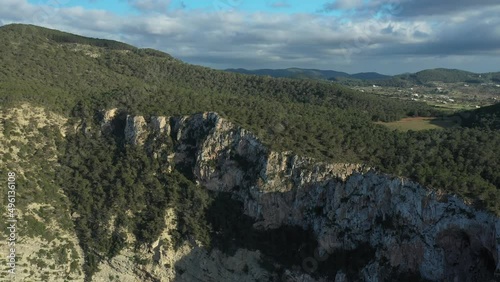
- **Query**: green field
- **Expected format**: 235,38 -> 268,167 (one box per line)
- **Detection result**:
376,117 -> 458,131
430,103 -> 480,111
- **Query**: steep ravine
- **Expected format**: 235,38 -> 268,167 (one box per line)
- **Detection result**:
98,109 -> 500,282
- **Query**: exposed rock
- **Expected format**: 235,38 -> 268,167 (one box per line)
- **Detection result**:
150,116 -> 170,135
122,114 -> 171,146
101,108 -> 119,133
103,108 -> 118,124
6,105 -> 499,281
112,111 -> 500,281
125,115 -> 148,145
97,109 -> 500,281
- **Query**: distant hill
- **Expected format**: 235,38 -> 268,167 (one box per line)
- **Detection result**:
350,72 -> 391,80
374,68 -> 500,87
395,68 -> 479,84
227,67 -> 500,87
225,68 -> 390,81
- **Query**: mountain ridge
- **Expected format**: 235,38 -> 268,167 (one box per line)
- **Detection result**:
3,23 -> 498,84
225,67 -> 390,81
226,67 -> 500,85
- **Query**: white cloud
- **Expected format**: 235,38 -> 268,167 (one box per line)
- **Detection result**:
128,0 -> 171,12
0,0 -> 499,74
325,0 -> 364,10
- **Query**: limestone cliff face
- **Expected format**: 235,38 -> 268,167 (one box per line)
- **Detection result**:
114,110 -> 500,282
125,115 -> 148,146
6,105 -> 497,281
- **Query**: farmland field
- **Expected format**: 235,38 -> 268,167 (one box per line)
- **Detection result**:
376,117 -> 459,131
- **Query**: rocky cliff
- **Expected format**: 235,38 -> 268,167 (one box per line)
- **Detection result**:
2,104 -> 499,281
100,109 -> 500,282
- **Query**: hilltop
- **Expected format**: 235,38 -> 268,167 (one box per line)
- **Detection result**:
225,67 -> 391,81
227,67 -> 500,86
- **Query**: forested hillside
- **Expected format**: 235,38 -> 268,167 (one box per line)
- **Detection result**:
332,68 -> 500,88
225,68 -> 390,80
401,69 -> 478,84
227,67 -> 500,87
1,23 -> 499,215
460,102 -> 500,130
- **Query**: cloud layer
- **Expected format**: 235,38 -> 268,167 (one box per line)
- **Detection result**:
128,0 -> 172,12
0,0 -> 499,74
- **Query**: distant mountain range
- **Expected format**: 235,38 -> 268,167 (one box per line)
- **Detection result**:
225,68 -> 391,81
225,67 -> 500,86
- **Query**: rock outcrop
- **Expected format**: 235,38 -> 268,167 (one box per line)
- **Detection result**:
112,111 -> 500,282
125,115 -> 148,146
7,104 -> 498,281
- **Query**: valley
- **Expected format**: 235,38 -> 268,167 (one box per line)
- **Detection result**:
229,68 -> 500,112
355,82 -> 500,112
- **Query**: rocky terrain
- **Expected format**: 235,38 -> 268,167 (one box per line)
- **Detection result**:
100,109 -> 500,281
0,105 -> 84,281
2,104 -> 500,281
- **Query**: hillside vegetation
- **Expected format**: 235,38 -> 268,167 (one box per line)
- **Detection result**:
226,68 -> 391,81
228,67 -> 500,88
460,102 -> 500,130
401,68 -> 478,84
330,68 -> 500,91
1,24 -> 499,214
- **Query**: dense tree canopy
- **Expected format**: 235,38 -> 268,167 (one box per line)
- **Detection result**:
1,23 -> 498,210
460,103 -> 500,130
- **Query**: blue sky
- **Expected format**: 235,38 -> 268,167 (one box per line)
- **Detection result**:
26,0 -> 330,15
4,0 -> 500,74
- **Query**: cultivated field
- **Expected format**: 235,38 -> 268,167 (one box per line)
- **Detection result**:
376,117 -> 458,131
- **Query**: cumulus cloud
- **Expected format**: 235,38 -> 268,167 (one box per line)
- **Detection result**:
0,0 -> 499,74
323,0 -> 500,18
393,0 -> 500,17
323,0 -> 365,11
128,0 -> 171,13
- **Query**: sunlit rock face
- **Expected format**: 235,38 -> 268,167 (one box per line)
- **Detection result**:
8,105 -> 498,280
112,111 -> 500,281
124,115 -> 148,146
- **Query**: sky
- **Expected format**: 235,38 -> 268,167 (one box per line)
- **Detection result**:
1,0 -> 500,74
